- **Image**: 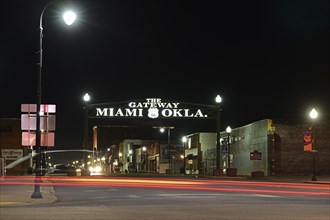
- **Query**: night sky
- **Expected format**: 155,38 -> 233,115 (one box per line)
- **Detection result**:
1,0 -> 329,162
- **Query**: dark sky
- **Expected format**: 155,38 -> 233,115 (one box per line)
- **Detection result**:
1,0 -> 329,158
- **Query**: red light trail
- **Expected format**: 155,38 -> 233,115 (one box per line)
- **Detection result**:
2,176 -> 329,197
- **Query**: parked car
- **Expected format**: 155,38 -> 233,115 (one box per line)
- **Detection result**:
49,164 -> 77,176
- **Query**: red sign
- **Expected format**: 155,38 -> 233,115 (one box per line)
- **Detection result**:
22,132 -> 55,147
22,132 -> 36,146
303,132 -> 313,151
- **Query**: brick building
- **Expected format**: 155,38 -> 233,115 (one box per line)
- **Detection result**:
273,120 -> 330,176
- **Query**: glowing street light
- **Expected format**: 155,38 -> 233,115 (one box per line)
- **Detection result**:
83,93 -> 91,102
309,108 -> 318,119
63,10 -> 76,25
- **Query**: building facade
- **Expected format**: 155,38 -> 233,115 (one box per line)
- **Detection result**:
181,119 -> 329,177
183,119 -> 275,176
1,117 -> 329,177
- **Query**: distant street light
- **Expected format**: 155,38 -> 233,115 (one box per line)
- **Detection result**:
309,108 -> 318,119
215,94 -> 222,174
159,126 -> 174,174
226,126 -> 232,169
83,93 -> 90,171
142,146 -> 148,173
32,2 -> 76,199
309,108 -> 318,181
181,136 -> 187,175
83,93 -> 91,102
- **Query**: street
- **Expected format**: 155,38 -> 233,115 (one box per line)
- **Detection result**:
1,176 -> 329,220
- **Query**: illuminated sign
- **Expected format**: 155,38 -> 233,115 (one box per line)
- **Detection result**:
95,98 -> 208,119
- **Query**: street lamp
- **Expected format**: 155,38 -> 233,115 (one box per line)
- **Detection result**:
159,126 -> 174,174
215,94 -> 222,174
142,146 -> 148,173
226,126 -> 232,169
62,10 -> 76,25
83,93 -> 90,171
309,108 -> 318,181
32,2 -> 76,199
181,136 -> 187,175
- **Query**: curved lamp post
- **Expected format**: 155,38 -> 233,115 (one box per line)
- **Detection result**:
215,95 -> 222,174
309,108 -> 318,181
32,2 -> 76,199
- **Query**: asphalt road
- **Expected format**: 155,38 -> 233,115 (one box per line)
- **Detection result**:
1,176 -> 329,220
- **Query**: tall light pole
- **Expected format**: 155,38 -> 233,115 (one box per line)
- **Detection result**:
215,95 -> 222,174
83,93 -> 90,172
142,146 -> 148,173
32,1 -> 76,199
181,136 -> 187,175
309,108 -> 318,181
160,126 -> 174,174
226,126 -> 232,169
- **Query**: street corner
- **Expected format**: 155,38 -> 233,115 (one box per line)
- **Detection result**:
29,187 -> 58,205
0,187 -> 57,207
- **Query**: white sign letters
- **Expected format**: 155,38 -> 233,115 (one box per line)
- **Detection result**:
95,98 -> 207,119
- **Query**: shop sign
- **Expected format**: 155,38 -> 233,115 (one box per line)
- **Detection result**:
1,149 -> 23,160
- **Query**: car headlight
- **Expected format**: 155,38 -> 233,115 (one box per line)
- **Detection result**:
94,166 -> 102,173
89,166 -> 102,173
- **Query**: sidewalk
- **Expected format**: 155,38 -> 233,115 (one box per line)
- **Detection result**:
268,175 -> 330,184
1,174 -> 329,207
0,176 -> 57,206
